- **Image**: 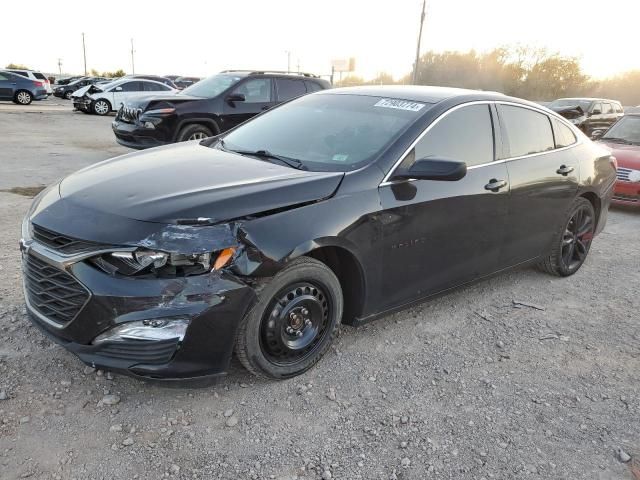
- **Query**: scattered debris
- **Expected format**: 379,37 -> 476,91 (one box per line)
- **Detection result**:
512,300 -> 545,311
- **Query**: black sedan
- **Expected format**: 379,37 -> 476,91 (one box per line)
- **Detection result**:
54,77 -> 108,99
21,86 -> 616,382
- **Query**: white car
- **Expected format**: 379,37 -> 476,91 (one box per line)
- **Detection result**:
3,69 -> 53,95
72,78 -> 177,115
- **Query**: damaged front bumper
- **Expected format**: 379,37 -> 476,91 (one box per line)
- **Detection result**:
20,226 -> 257,382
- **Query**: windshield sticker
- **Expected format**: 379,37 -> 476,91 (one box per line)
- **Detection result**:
374,98 -> 425,112
332,154 -> 349,162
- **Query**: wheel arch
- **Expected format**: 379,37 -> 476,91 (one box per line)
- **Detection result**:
174,117 -> 221,141
300,243 -> 366,326
579,190 -> 601,229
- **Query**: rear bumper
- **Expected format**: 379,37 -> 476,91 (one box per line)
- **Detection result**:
612,180 -> 640,206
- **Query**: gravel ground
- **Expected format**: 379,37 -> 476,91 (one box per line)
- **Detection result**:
0,101 -> 639,480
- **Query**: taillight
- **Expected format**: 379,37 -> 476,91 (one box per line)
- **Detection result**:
34,81 -> 44,87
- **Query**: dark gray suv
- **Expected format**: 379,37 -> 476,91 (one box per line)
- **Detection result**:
549,97 -> 624,136
0,71 -> 48,105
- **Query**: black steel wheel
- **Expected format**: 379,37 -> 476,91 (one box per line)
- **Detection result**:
235,257 -> 343,379
538,197 -> 595,276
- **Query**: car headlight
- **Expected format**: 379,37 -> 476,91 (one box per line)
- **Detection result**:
89,247 -> 236,277
629,170 -> 640,183
92,317 -> 190,344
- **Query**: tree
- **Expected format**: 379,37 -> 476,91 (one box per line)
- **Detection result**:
6,63 -> 29,69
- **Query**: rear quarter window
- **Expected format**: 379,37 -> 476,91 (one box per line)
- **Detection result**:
33,72 -> 46,80
551,118 -> 577,148
304,80 -> 324,92
498,105 -> 555,157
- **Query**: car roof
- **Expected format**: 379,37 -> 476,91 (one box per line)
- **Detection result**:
554,97 -> 621,103
318,85 -> 507,103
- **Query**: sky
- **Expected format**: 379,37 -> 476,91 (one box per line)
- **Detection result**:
1,0 -> 638,81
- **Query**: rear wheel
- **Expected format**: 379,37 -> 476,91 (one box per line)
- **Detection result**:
538,197 -> 595,276
64,91 -> 73,100
14,90 -> 33,105
177,124 -> 213,142
235,257 -> 343,379
92,99 -> 111,115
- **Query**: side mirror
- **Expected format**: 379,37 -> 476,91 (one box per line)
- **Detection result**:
393,158 -> 467,182
591,129 -> 605,140
226,93 -> 245,104
114,86 -> 123,92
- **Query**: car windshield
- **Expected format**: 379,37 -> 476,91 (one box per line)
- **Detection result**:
549,99 -> 592,111
602,115 -> 640,144
219,94 -> 430,172
180,74 -> 241,98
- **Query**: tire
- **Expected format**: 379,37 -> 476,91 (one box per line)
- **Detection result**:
176,124 -> 213,142
537,197 -> 595,277
92,99 -> 111,115
14,90 -> 33,105
235,257 -> 343,379
64,91 -> 73,100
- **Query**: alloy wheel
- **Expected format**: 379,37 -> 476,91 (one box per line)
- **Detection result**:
561,205 -> 594,271
187,131 -> 207,140
94,101 -> 109,115
17,92 -> 31,104
260,282 -> 331,366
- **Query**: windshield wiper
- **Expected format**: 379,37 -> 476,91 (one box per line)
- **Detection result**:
601,137 -> 633,145
219,140 -> 306,170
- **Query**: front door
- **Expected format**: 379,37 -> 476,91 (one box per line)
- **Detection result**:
222,78 -> 274,130
0,72 -> 15,100
378,103 -> 510,310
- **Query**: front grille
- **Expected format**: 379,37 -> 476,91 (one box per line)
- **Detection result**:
616,167 -> 637,182
32,224 -> 103,255
118,105 -> 142,124
24,254 -> 89,325
613,193 -> 639,203
95,338 -> 179,365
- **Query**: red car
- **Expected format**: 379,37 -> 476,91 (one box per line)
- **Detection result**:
597,113 -> 640,206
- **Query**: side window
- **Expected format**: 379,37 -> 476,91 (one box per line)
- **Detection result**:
499,105 -> 554,157
304,80 -> 323,92
592,102 -> 603,114
551,118 -> 577,148
232,78 -> 272,103
603,103 -> 614,114
33,72 -> 46,80
144,82 -> 169,92
614,103 -> 623,114
0,73 -> 8,81
117,81 -> 142,92
412,104 -> 494,167
275,78 -> 307,101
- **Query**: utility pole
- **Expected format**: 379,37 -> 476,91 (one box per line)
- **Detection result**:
412,0 -> 426,85
131,38 -> 135,75
57,58 -> 63,75
286,51 -> 291,73
82,33 -> 87,76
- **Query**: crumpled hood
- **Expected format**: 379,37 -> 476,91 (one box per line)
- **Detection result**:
551,105 -> 584,120
57,141 -> 344,225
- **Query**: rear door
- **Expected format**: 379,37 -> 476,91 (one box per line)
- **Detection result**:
274,78 -> 307,103
0,72 -> 15,100
378,103 -> 510,309
222,78 -> 274,129
498,104 -> 579,266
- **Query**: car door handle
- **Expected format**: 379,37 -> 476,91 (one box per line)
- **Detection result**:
484,179 -> 508,192
556,165 -> 574,176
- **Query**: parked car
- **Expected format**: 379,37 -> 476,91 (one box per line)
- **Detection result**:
595,113 -> 640,205
56,76 -> 84,86
54,77 -> 108,99
549,98 -> 623,136
0,71 -> 48,104
21,86 -> 616,382
124,75 -> 178,89
73,78 -> 177,115
174,76 -> 201,89
5,69 -> 53,95
112,70 -> 330,149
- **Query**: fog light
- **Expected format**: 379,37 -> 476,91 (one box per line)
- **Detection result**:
92,318 -> 190,344
143,121 -> 155,129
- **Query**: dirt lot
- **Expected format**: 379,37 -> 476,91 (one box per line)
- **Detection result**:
0,98 -> 639,480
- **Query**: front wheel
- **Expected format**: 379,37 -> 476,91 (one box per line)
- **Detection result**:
92,99 -> 111,115
538,197 -> 595,276
64,91 -> 73,100
176,124 -> 213,142
235,257 -> 343,379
